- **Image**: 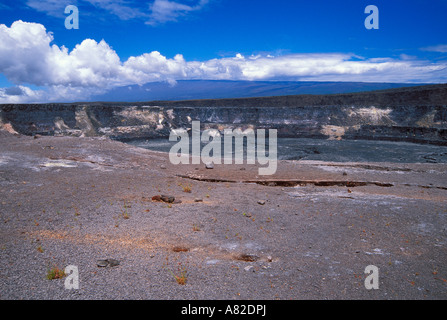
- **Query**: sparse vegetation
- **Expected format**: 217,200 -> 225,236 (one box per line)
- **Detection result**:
169,262 -> 188,285
178,182 -> 192,193
122,200 -> 130,219
182,184 -> 192,193
164,256 -> 188,285
46,266 -> 65,280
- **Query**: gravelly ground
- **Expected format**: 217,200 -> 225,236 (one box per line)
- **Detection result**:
1,131 -> 446,300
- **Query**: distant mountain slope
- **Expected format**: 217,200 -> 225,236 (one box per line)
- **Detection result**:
91,80 -> 427,102
90,83 -> 447,108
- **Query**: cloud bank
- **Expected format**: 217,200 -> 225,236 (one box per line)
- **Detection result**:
0,20 -> 446,103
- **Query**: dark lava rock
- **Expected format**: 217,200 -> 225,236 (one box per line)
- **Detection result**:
161,195 -> 175,203
97,259 -> 120,268
152,194 -> 182,204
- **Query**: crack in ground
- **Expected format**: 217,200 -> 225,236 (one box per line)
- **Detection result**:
177,174 -> 447,191
176,174 -> 394,188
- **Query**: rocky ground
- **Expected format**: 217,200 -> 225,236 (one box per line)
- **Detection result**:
1,131 -> 446,300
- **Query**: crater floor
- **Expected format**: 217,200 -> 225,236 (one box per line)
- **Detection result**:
1,131 -> 446,300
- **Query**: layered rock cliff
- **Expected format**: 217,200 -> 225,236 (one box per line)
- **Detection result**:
1,84 -> 446,145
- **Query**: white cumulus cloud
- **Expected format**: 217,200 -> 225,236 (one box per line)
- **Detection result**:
0,20 -> 446,103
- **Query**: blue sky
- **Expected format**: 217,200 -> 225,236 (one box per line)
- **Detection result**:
0,0 -> 446,102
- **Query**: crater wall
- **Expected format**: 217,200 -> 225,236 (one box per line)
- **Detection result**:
1,84 -> 446,145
